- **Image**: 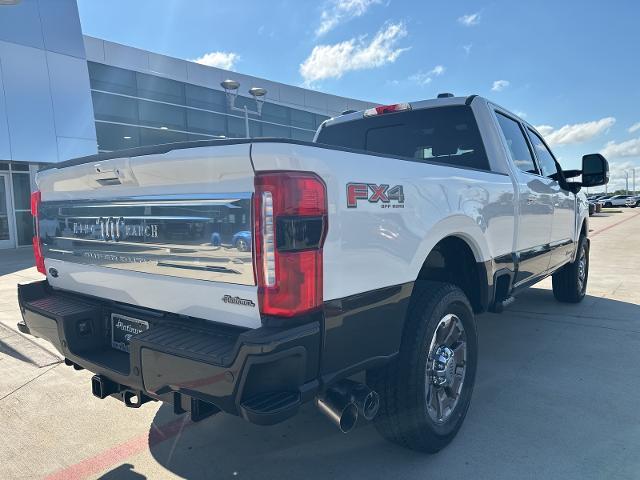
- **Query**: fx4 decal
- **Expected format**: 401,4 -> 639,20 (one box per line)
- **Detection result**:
346,183 -> 405,208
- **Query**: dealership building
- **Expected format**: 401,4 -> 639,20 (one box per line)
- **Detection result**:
0,0 -> 372,250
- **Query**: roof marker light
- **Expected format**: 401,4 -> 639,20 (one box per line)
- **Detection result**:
363,103 -> 412,117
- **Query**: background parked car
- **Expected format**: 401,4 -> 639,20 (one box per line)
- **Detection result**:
602,195 -> 634,207
626,196 -> 640,208
231,231 -> 252,252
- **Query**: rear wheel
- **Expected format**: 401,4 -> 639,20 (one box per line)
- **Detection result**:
368,281 -> 477,453
552,235 -> 589,303
604,201 -> 612,208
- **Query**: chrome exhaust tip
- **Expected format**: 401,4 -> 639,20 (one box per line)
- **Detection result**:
350,384 -> 380,421
316,390 -> 359,434
316,380 -> 380,432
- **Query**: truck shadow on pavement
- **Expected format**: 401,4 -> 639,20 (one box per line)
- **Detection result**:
103,288 -> 640,480
98,463 -> 146,480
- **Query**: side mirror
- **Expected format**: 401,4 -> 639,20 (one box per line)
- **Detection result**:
581,153 -> 609,187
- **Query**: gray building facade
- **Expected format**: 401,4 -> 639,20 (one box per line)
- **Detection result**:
83,36 -> 372,153
0,0 -> 97,249
0,3 -> 372,250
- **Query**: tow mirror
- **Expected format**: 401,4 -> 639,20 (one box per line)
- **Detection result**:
581,153 -> 609,187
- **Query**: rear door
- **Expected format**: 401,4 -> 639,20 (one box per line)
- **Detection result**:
525,128 -> 576,269
494,111 -> 554,285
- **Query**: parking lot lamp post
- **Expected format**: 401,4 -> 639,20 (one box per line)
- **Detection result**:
625,171 -> 629,195
220,79 -> 267,139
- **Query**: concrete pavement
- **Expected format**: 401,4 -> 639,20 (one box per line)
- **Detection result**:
1,209 -> 639,479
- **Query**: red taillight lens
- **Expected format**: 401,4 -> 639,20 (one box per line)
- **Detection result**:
30,190 -> 41,217
30,191 -> 45,275
254,172 -> 327,318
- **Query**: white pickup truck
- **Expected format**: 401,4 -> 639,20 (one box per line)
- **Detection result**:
18,94 -> 609,453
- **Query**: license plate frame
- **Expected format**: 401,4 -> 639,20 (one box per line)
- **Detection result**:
111,313 -> 149,353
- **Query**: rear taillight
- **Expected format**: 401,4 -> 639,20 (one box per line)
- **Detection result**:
30,190 -> 45,275
254,172 -> 328,318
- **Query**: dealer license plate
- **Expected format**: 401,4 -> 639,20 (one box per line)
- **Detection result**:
111,313 -> 149,353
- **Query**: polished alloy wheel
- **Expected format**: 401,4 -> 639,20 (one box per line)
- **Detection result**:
577,244 -> 587,292
425,314 -> 467,424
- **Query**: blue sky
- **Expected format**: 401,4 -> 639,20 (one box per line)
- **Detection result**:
77,0 -> 640,191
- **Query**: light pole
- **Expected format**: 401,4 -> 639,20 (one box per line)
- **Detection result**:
220,79 -> 267,139
625,171 -> 629,195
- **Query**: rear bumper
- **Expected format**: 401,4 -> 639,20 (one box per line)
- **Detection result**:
17,280 -> 321,425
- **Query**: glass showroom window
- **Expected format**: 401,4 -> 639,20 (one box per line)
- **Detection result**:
88,62 -> 137,96
11,169 -> 33,246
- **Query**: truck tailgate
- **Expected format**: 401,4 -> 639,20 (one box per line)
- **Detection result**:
35,143 -> 261,328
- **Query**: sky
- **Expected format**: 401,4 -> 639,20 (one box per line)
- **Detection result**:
77,0 -> 640,192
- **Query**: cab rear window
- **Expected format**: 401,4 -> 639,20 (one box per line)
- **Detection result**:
316,105 -> 490,171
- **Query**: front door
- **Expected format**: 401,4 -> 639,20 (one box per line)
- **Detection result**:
525,128 -> 576,269
0,173 -> 16,248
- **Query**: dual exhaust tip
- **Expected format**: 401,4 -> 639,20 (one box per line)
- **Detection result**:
316,379 -> 379,433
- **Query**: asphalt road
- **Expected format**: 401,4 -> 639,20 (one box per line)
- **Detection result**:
1,208 -> 639,480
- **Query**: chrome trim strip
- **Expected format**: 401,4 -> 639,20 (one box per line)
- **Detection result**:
39,194 -> 255,285
42,192 -> 252,205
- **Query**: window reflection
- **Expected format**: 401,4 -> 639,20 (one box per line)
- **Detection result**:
88,62 -> 330,151
15,210 -> 33,246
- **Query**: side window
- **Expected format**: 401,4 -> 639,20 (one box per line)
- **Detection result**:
527,129 -> 558,178
495,112 -> 538,174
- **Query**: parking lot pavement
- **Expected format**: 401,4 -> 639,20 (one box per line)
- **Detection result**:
1,209 -> 639,480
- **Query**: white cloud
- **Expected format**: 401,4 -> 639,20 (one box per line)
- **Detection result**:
491,79 -> 510,92
430,65 -> 445,76
628,122 -> 640,134
316,0 -> 382,37
409,65 -> 445,86
603,159 -> 640,192
536,117 -> 616,147
463,44 -> 472,55
601,138 -> 640,159
300,22 -> 409,86
536,125 -> 554,137
191,51 -> 239,70
458,13 -> 480,26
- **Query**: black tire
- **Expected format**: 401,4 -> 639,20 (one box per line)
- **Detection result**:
367,281 -> 478,453
552,235 -> 589,303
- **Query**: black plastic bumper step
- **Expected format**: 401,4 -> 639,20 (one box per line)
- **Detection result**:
24,294 -> 98,320
240,391 -> 301,426
133,324 -> 239,367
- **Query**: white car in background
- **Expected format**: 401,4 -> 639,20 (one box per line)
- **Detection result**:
625,196 -> 640,208
602,195 -> 634,207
